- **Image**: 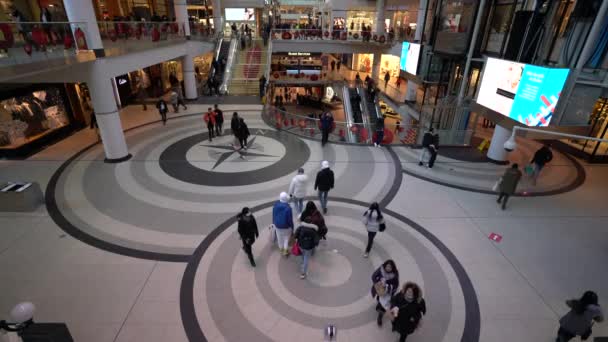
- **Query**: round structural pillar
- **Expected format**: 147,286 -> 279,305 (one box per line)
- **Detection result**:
371,52 -> 381,80
375,0 -> 385,35
213,0 -> 223,33
183,54 -> 198,100
405,80 -> 418,102
87,77 -> 131,162
63,0 -> 104,56
487,124 -> 511,163
174,0 -> 191,37
414,0 -> 429,41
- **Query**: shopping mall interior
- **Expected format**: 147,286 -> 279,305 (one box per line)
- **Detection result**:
0,0 -> 608,341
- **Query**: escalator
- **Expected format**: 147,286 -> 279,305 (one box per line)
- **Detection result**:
213,40 -> 231,84
359,86 -> 382,124
347,87 -> 363,124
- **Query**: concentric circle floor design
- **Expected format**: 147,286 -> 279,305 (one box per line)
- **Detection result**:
181,199 -> 480,342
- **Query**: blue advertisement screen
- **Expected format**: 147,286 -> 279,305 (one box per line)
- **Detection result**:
399,42 -> 420,75
477,58 -> 569,127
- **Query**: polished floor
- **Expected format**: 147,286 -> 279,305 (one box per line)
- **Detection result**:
1,104 -> 607,342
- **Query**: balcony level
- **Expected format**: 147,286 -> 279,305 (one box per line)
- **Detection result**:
270,29 -> 400,54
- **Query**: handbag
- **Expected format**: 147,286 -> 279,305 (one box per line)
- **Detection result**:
492,177 -> 502,192
379,223 -> 386,232
291,243 -> 301,256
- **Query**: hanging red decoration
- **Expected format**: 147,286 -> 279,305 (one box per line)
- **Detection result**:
353,33 -> 359,39
23,43 -> 32,55
298,120 -> 306,129
0,23 -> 15,49
273,72 -> 280,79
309,128 -> 315,136
373,34 -> 378,41
379,35 -> 386,43
135,26 -> 142,40
31,27 -> 48,47
63,34 -> 73,49
152,27 -> 160,42
75,28 -> 88,49
283,119 -> 289,127
360,128 -> 369,141
310,74 -> 319,81
291,118 -> 296,126
324,31 -> 329,37
172,23 -> 179,34
350,126 -> 358,134
50,31 -> 60,46
109,29 -> 118,42
276,122 -> 282,129
161,24 -> 168,33
339,129 -> 345,138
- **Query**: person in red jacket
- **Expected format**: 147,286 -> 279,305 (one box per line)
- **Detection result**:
204,108 -> 216,141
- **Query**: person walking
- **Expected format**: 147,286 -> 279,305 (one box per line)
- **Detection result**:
259,75 -> 267,99
236,117 -> 250,149
419,127 -> 436,166
300,201 -> 327,240
371,260 -> 400,326
390,282 -> 427,342
374,116 -> 385,147
355,73 -> 362,85
530,144 -> 553,185
214,104 -> 224,136
556,291 -> 604,341
231,112 -> 240,135
204,108 -> 216,141
156,99 -> 169,125
384,71 -> 390,88
496,164 -> 522,210
272,192 -> 294,257
89,111 -> 100,141
237,207 -> 259,267
314,161 -> 334,214
289,168 -> 309,214
294,218 -> 319,279
320,112 -> 334,146
363,202 -> 385,257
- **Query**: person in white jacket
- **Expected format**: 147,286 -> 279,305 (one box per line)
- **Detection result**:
289,168 -> 309,214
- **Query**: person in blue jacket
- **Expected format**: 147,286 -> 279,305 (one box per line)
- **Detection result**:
273,192 -> 294,256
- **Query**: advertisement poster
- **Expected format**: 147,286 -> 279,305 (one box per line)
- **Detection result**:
399,42 -> 421,75
476,58 -> 569,127
225,8 -> 255,21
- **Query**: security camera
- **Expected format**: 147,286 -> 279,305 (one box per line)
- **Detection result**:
503,135 -> 517,152
10,302 -> 35,324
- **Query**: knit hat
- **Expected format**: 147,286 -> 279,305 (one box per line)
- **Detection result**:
279,192 -> 289,202
321,161 -> 329,169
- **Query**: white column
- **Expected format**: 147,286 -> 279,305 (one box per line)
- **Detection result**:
183,54 -> 198,100
487,124 -> 511,162
213,0 -> 223,32
87,77 -> 130,162
405,80 -> 418,102
371,52 -> 381,80
375,0 -> 386,35
414,0 -> 429,41
174,0 -> 191,37
63,0 -> 104,55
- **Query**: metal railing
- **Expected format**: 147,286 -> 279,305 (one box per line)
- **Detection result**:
0,21 -> 89,66
97,21 -> 186,43
270,29 -> 399,45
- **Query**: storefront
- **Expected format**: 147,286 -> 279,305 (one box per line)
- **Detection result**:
271,52 -> 324,81
559,96 -> 608,162
0,0 -> 67,22
346,11 -> 375,32
0,84 -> 78,158
434,0 -> 479,54
94,0 -> 173,21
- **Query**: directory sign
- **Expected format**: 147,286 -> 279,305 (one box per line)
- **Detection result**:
399,42 -> 421,75
225,8 -> 255,21
476,57 -> 570,127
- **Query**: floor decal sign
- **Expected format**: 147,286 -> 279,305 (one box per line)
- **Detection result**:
489,233 -> 503,243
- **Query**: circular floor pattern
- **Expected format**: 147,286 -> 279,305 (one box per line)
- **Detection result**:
160,129 -> 311,186
180,198 -> 480,342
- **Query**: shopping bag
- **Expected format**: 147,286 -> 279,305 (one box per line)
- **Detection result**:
374,281 -> 386,297
492,178 -> 502,192
291,243 -> 301,256
524,164 -> 534,176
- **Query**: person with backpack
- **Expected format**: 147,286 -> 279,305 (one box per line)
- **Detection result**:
294,217 -> 319,279
289,168 -> 309,214
272,192 -> 294,257
530,144 -> 553,185
556,291 -> 604,341
156,99 -> 168,125
203,108 -> 216,142
419,127 -> 435,166
214,104 -> 224,136
237,207 -> 259,267
496,164 -> 522,210
314,161 -> 334,214
236,117 -> 250,149
300,201 -> 327,241
390,282 -> 427,342
363,202 -> 385,258
371,260 -> 400,326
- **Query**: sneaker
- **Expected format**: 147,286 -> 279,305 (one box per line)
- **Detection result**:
251,260 -> 256,267
363,253 -> 369,258
374,143 -> 378,147
300,273 -> 306,279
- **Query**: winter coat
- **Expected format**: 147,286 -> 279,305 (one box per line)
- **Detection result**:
320,114 -> 334,131
421,132 -> 433,147
559,300 -> 604,336
237,214 -> 259,244
237,121 -> 250,139
156,100 -> 168,113
272,201 -> 293,229
371,266 -> 399,298
390,293 -> 426,335
294,222 -> 319,250
204,112 -> 216,126
215,109 -> 224,123
231,117 -> 240,134
314,168 -> 334,192
499,168 -> 522,195
289,174 -> 309,198
531,147 -> 553,166
363,210 -> 385,233
303,209 -> 327,238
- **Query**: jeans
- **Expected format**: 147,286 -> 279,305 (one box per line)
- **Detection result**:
318,190 -> 329,210
293,197 -> 304,214
419,147 -> 430,163
365,231 -> 377,253
207,124 -> 215,141
275,228 -> 292,250
300,248 -> 313,274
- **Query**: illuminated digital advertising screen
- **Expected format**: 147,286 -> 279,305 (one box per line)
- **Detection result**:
225,8 -> 255,21
399,42 -> 421,75
476,57 -> 570,127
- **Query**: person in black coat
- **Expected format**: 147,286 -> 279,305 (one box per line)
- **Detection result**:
530,144 -> 553,185
214,104 -> 224,136
371,260 -> 400,326
314,160 -> 334,214
294,219 -> 319,279
390,282 -> 427,342
156,99 -> 168,125
236,117 -> 250,149
231,112 -> 240,136
237,207 -> 259,267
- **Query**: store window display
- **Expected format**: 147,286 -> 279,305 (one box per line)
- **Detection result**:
0,88 -> 70,149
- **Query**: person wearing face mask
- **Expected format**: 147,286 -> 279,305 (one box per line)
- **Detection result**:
237,207 -> 259,267
371,260 -> 400,326
390,282 -> 427,342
